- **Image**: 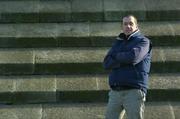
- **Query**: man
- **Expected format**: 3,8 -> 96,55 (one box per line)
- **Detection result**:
103,15 -> 152,119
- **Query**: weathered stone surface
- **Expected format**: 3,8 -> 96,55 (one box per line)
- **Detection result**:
0,24 -> 56,37
0,76 -> 14,92
0,24 -> 17,37
92,22 -> 180,36
0,0 -> 178,118
56,75 -> 108,91
150,74 -> 180,89
71,0 -> 103,21
139,22 -> 179,36
13,76 -> 56,103
0,22 -> 179,37
0,35 -> 179,48
104,0 -> 146,21
0,50 -> 34,75
43,102 -> 180,119
39,0 -> 71,13
104,0 -> 146,11
0,76 -> 57,103
144,0 -> 179,10
15,76 -> 56,92
172,102 -> 180,119
0,105 -> 42,119
90,22 -> 119,36
34,47 -> 180,63
0,0 -> 180,22
42,103 -> 105,119
0,77 -> 14,103
145,102 -> 176,119
1,0 -> 179,13
56,74 -> 180,91
152,47 -> 180,62
0,1 -> 39,13
43,102 -> 179,119
0,74 -> 179,103
0,37 -> 58,48
15,24 -> 57,37
0,74 -> 179,92
56,23 -> 89,37
0,102 -> 179,119
0,50 -> 33,64
34,48 -> 105,63
71,0 -> 103,12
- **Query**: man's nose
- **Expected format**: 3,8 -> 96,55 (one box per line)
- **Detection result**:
126,24 -> 131,28
127,24 -> 131,27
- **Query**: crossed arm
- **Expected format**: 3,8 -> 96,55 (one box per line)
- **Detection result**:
103,39 -> 150,70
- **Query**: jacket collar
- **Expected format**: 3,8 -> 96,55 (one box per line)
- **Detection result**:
117,29 -> 140,41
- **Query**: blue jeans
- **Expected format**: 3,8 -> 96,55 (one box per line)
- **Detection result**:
105,89 -> 146,119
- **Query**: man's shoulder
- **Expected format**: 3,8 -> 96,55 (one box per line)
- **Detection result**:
135,34 -> 150,42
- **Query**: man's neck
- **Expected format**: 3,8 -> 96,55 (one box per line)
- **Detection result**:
125,29 -> 139,40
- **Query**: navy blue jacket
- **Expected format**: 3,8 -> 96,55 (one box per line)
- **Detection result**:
103,30 -> 152,93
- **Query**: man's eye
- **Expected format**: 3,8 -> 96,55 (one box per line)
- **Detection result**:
124,22 -> 133,26
129,22 -> 134,26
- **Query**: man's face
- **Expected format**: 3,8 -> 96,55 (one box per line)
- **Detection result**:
122,16 -> 138,36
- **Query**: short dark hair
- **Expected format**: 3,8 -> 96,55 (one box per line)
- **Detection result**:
123,15 -> 138,25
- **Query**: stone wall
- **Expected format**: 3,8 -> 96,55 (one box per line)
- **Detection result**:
0,0 -> 179,118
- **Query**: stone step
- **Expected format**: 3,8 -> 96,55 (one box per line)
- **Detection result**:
0,47 -> 179,75
0,74 -> 180,104
2,62 -> 180,75
0,102 -> 179,119
0,22 -> 179,48
0,36 -> 180,48
0,0 -> 180,22
0,22 -> 178,37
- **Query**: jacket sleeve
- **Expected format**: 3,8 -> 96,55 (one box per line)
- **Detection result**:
112,38 -> 150,65
103,54 -> 121,70
103,43 -> 121,70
